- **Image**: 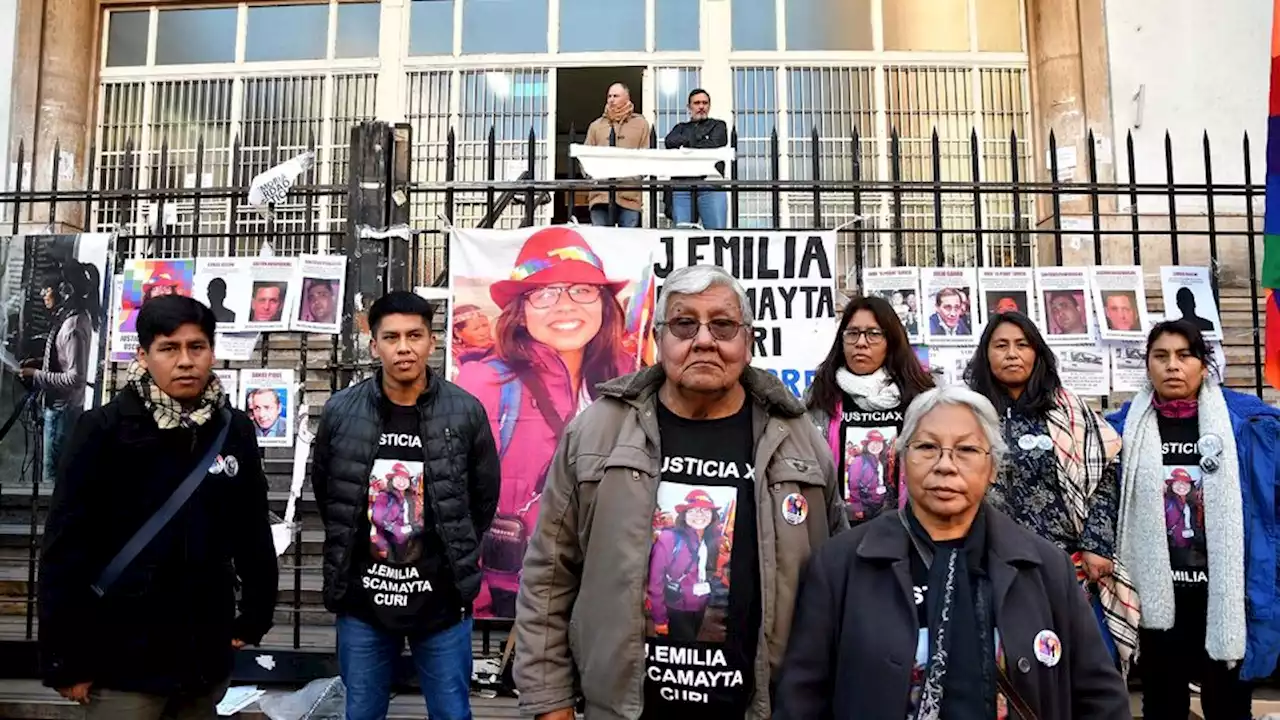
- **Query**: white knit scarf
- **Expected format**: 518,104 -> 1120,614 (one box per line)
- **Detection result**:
836,367 -> 902,411
1117,379 -> 1245,662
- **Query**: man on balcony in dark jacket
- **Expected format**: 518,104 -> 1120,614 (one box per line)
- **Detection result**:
664,88 -> 730,229
310,290 -> 501,720
38,295 -> 278,719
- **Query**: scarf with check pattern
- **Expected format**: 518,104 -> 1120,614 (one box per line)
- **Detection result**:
1045,387 -> 1141,674
126,360 -> 225,430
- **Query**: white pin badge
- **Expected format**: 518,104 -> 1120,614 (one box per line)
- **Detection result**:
1018,434 -> 1037,451
1033,629 -> 1062,667
208,455 -> 226,475
224,455 -> 240,478
1035,434 -> 1054,452
781,493 -> 808,525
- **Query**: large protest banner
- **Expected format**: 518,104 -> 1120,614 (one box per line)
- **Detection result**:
652,229 -> 839,397
447,225 -> 658,620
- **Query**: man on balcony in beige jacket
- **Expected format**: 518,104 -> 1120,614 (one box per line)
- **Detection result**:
584,82 -> 651,227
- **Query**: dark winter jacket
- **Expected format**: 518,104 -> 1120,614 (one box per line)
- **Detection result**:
664,117 -> 729,178
773,508 -> 1130,720
310,369 -> 501,613
38,385 -> 278,696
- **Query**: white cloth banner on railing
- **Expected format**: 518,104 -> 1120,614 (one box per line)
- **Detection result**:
568,144 -> 736,180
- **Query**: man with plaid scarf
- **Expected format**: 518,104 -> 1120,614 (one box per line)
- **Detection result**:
38,295 -> 278,719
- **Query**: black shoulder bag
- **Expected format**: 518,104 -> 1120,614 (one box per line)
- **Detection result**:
90,408 -> 233,598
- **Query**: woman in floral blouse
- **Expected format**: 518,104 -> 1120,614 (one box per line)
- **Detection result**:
965,311 -> 1141,673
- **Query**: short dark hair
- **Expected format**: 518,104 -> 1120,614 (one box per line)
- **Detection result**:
1147,319 -> 1216,373
137,295 -> 217,351
368,291 -> 435,334
688,88 -> 710,103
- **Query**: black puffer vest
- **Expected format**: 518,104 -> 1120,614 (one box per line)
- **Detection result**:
311,370 -> 500,612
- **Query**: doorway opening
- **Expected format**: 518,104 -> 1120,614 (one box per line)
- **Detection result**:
553,66 -> 645,224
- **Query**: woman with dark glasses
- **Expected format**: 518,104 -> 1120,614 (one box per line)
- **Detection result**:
1109,320 -> 1280,719
806,296 -> 934,525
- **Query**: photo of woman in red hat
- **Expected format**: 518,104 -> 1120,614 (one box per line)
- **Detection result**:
645,485 -> 733,644
453,225 -> 652,619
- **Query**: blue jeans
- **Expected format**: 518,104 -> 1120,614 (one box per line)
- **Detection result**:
43,405 -> 79,486
590,204 -> 640,227
672,189 -> 728,229
337,615 -> 474,720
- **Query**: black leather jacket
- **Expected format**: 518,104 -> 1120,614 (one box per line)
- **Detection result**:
310,370 -> 501,612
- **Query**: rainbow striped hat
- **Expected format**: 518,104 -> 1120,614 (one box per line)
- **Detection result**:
490,226 -> 628,309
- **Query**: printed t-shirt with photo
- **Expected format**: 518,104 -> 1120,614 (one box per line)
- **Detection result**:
839,394 -> 904,524
642,400 -> 760,719
1158,414 -> 1207,586
352,402 -> 463,634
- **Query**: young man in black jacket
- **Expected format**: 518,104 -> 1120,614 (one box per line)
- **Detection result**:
664,87 -> 730,229
38,295 -> 278,719
310,291 -> 500,720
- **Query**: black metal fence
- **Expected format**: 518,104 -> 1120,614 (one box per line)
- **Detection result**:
0,119 -> 1269,682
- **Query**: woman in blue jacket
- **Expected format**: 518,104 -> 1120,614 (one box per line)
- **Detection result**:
1108,319 -> 1280,720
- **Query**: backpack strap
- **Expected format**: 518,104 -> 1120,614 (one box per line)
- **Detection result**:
484,358 -> 522,459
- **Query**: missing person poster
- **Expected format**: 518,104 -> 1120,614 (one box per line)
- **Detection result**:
1035,267 -> 1094,346
1159,266 -> 1222,340
655,230 -> 839,398
113,258 -> 196,356
1053,346 -> 1110,396
1090,266 -> 1150,342
242,367 -> 295,448
292,254 -> 346,334
921,267 -> 977,346
928,346 -> 972,386
861,267 -> 922,343
1109,344 -> 1146,393
215,368 -> 241,408
977,267 -> 1038,327
194,257 -> 252,331
448,224 -> 659,620
244,258 -> 297,332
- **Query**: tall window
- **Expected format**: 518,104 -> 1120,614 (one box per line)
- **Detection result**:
731,0 -> 1030,273
97,3 -> 379,255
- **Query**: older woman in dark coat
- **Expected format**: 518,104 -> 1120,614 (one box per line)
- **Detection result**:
773,385 -> 1129,720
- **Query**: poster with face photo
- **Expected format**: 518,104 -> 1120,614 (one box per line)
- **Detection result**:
292,254 -> 346,334
112,258 -> 195,356
921,267 -> 977,346
861,267 -> 922,343
194,257 -> 252,331
1035,267 -> 1094,345
1090,266 -> 1150,342
244,258 -> 298,332
241,368 -> 295,448
977,267 -> 1038,327
449,224 -> 658,620
1159,266 -> 1222,341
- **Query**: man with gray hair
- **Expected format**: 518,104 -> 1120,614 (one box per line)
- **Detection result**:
513,264 -> 846,720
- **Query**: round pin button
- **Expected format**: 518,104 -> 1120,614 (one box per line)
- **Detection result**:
1036,434 -> 1054,452
1018,434 -> 1037,451
1017,657 -> 1031,673
1197,433 -> 1224,458
1200,455 -> 1221,474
